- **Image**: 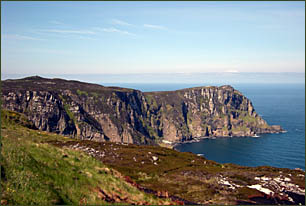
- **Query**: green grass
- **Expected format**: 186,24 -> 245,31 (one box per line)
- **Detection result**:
91,92 -> 99,98
240,112 -> 257,124
1,110 -> 36,129
55,138 -> 305,204
76,89 -> 88,96
1,110 -> 304,205
232,125 -> 249,132
0,110 -> 172,205
144,95 -> 158,108
63,104 -> 76,124
58,94 -> 76,125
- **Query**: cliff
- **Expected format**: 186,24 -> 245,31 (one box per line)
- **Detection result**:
2,76 -> 284,144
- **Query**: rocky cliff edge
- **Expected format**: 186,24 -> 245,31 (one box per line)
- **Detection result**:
2,76 -> 284,144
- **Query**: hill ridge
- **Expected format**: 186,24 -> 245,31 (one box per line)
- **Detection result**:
2,76 -> 284,145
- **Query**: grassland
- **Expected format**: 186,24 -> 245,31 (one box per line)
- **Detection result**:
1,110 -> 304,205
54,139 -> 305,205
0,110 -> 172,205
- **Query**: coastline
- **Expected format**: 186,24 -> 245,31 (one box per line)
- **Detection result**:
169,130 -> 288,150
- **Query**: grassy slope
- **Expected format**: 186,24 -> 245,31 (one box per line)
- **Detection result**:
0,110 -> 172,205
1,110 -> 304,205
54,139 -> 305,205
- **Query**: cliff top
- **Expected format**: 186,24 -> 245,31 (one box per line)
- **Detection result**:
2,75 -> 134,93
2,75 -> 238,94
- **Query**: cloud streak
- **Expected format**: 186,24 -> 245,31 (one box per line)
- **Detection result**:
95,27 -> 136,36
3,34 -> 46,41
144,24 -> 167,30
111,19 -> 133,26
49,20 -> 65,25
41,29 -> 96,35
76,36 -> 97,40
21,48 -> 73,55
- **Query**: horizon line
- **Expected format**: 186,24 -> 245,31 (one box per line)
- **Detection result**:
2,71 -> 305,76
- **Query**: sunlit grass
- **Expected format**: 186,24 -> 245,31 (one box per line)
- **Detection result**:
0,110 -> 171,205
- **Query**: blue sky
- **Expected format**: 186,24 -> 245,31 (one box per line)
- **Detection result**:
1,1 -> 305,75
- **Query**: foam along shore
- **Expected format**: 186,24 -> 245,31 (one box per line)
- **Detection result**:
170,132 -> 277,148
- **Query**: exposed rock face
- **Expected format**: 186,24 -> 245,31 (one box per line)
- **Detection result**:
2,76 -> 284,144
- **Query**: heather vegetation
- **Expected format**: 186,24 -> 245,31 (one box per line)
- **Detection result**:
0,110 -> 172,205
1,110 -> 304,205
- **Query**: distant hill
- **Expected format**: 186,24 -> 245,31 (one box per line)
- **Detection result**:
2,76 -> 284,145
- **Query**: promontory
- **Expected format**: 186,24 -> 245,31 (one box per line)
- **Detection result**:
2,76 -> 284,145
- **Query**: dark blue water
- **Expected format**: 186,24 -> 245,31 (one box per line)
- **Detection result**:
102,83 -> 305,170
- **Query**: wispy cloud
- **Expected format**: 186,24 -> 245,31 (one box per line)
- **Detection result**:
22,48 -> 73,55
111,19 -> 133,26
259,9 -> 305,19
224,69 -> 239,73
2,34 -> 45,41
143,24 -> 167,30
41,29 -> 96,35
76,36 -> 97,40
49,20 -> 65,25
95,27 -> 136,36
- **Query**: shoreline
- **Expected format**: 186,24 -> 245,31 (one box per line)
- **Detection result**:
169,130 -> 288,150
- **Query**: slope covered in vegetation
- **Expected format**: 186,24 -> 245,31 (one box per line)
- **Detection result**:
0,110 -> 172,205
1,110 -> 304,205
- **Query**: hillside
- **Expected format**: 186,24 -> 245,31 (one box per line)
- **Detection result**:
2,76 -> 283,145
0,110 -> 173,205
0,110 -> 304,205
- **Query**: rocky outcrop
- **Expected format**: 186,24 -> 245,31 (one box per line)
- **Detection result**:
1,76 -> 284,144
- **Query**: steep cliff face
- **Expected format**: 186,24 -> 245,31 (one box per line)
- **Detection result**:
2,76 -> 283,144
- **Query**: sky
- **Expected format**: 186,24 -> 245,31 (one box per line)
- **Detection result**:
1,1 -> 305,75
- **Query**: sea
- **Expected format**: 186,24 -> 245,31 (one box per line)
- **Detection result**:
101,82 -> 305,171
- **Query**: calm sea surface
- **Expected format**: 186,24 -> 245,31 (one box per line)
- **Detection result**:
102,83 -> 305,170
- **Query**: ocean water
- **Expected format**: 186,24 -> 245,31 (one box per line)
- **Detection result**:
102,83 -> 305,170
